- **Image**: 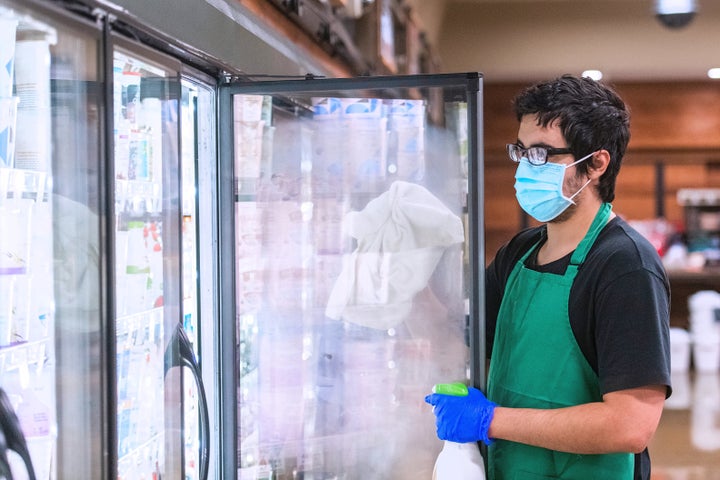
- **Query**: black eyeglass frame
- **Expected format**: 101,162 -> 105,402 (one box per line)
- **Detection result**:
506,143 -> 574,166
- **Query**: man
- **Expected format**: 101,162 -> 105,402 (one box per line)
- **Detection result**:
426,75 -> 671,479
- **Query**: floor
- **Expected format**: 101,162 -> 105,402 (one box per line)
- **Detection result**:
649,370 -> 720,480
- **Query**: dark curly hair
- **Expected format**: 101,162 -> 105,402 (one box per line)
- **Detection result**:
512,75 -> 630,203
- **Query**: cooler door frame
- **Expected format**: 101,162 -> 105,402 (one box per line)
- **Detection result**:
217,72 -> 485,478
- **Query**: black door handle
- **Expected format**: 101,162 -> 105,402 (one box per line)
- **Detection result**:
0,388 -> 36,480
0,428 -> 13,480
164,323 -> 210,480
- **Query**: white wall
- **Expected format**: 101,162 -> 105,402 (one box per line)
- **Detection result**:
416,0 -> 720,82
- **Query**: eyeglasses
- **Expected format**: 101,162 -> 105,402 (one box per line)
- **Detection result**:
506,143 -> 574,166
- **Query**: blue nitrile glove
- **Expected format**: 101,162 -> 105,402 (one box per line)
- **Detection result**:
425,385 -> 496,445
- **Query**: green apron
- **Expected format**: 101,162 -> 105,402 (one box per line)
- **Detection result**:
487,203 -> 633,479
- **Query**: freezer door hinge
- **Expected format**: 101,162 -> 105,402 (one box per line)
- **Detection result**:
221,73 -> 256,84
89,7 -> 113,26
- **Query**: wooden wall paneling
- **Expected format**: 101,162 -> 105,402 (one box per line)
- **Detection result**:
613,164 -> 656,220
484,163 -> 522,261
615,82 -> 720,150
485,80 -> 720,155
709,161 -> 720,184
484,82 -> 527,160
613,197 -> 656,222
662,163 -> 709,190
663,194 -> 683,225
484,166 -> 519,224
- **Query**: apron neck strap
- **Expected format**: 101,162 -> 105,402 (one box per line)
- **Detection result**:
569,202 -> 612,266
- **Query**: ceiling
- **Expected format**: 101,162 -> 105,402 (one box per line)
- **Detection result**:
405,0 -> 720,83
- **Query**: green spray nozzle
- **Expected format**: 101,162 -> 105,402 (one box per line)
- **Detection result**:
432,382 -> 469,397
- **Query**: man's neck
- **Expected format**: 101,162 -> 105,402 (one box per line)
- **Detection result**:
536,199 -> 610,266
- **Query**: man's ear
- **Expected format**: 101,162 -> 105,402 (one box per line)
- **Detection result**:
590,149 -> 611,178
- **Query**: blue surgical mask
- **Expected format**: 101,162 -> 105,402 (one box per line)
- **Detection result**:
514,152 -> 594,222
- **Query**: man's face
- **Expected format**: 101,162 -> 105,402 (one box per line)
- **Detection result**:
516,115 -> 590,222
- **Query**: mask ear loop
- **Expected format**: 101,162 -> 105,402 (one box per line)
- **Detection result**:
568,177 -> 592,201
566,151 -> 597,202
566,150 -> 596,168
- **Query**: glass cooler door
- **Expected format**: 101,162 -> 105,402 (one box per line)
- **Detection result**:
112,43 -> 184,480
219,73 -> 484,479
0,1 -> 105,479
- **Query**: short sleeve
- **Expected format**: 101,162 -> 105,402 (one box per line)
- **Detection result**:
594,267 -> 671,397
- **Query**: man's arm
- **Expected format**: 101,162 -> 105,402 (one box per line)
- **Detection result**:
488,385 -> 667,454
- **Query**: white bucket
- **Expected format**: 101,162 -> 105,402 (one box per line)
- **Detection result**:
688,290 -> 720,334
690,372 -> 720,451
669,327 -> 692,373
692,330 -> 720,373
0,17 -> 18,97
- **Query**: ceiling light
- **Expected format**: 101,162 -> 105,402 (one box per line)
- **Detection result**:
582,70 -> 603,81
708,68 -> 720,79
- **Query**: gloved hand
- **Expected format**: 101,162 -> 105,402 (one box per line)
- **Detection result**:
425,386 -> 496,444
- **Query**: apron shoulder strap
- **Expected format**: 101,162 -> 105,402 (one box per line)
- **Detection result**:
569,203 -> 612,266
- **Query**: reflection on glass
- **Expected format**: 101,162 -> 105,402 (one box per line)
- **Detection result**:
113,49 -> 175,480
236,90 -> 471,478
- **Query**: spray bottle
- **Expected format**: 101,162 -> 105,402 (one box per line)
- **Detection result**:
431,382 -> 486,480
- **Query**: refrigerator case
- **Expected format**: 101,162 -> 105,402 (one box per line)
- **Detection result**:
1,3 -> 215,478
0,1 -> 105,479
221,74 -> 483,479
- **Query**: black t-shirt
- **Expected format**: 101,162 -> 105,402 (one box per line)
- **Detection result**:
485,215 -> 672,480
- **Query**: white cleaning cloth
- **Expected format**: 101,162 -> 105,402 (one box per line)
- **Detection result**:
325,181 -> 464,329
